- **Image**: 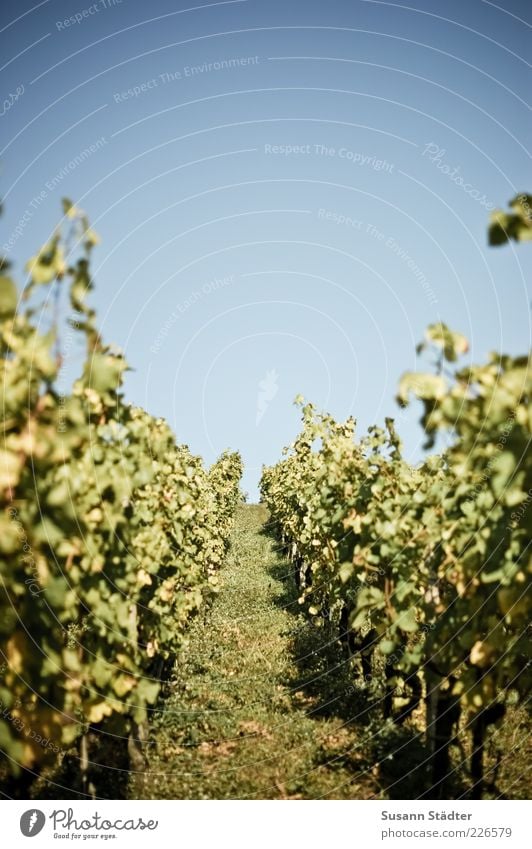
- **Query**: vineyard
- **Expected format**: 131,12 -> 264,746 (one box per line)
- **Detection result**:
0,203 -> 242,794
261,323 -> 531,798
0,199 -> 530,800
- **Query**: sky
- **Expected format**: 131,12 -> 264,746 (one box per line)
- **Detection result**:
1,0 -> 531,499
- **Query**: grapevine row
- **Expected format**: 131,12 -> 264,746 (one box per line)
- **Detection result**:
261,323 -> 530,797
0,202 -> 242,785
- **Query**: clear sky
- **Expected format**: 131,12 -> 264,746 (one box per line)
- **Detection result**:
1,0 -> 531,498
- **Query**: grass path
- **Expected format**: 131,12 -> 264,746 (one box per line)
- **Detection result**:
131,504 -> 380,800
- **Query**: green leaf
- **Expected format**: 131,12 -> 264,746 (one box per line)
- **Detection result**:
397,608 -> 418,633
424,322 -> 469,362
395,580 -> 415,603
490,451 -> 516,497
380,639 -> 396,655
0,275 -> 18,316
397,372 -> 446,406
339,562 -> 354,583
85,352 -> 127,395
62,198 -> 79,219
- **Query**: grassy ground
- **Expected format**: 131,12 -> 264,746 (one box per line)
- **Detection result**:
130,504 -> 382,799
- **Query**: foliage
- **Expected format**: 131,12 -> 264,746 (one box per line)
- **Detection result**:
0,203 -> 242,773
488,193 -> 532,246
261,323 -> 531,793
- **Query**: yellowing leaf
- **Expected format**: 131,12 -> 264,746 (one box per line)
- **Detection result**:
0,449 -> 23,489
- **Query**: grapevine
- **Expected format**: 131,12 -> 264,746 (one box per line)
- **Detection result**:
0,202 -> 242,783
261,322 -> 530,796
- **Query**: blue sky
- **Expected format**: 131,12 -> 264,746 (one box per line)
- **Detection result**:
1,0 -> 530,498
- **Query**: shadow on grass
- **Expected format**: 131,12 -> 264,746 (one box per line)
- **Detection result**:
263,534 -> 440,799
25,729 -> 131,800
